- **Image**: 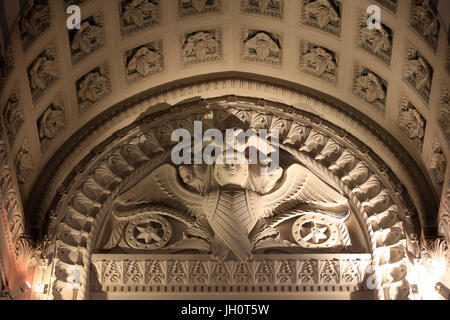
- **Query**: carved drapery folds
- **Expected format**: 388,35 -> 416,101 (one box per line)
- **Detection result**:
44,98 -> 416,300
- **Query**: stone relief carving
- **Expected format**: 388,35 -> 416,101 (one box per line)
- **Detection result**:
374,0 -> 397,14
43,100 -> 410,299
358,11 -> 393,65
398,98 -> 426,151
126,40 -> 164,83
70,14 -> 105,65
2,88 -> 24,144
429,138 -> 447,187
242,30 -> 282,66
15,137 -> 33,186
90,256 -> 370,289
241,0 -> 284,20
410,0 -> 440,52
301,0 -> 341,37
27,45 -> 59,103
403,45 -> 433,104
438,87 -> 450,145
120,0 -> 161,36
291,213 -> 343,249
181,30 -> 222,66
178,0 -> 222,18
352,64 -> 387,114
299,41 -> 337,84
20,0 -> 51,50
37,97 -> 67,152
76,64 -> 111,112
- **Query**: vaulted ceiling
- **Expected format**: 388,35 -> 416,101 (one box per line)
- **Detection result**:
0,0 -> 448,241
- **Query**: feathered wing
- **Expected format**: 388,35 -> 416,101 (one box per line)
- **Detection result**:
262,164 -> 349,219
152,165 -> 205,217
117,164 -> 204,217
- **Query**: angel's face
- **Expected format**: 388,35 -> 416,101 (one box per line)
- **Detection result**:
214,157 -> 249,187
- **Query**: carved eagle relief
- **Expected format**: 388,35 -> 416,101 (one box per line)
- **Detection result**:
104,160 -> 350,262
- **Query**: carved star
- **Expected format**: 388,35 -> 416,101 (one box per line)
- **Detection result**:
303,222 -> 328,244
136,225 -> 162,244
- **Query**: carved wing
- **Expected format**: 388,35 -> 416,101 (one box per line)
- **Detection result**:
103,220 -> 127,250
153,165 -> 205,217
262,164 -> 349,218
117,164 -> 204,217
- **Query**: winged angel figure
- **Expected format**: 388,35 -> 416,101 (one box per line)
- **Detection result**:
106,149 -> 350,261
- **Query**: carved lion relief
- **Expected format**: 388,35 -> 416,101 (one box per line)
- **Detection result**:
27,44 -> 59,103
181,29 -> 223,66
76,63 -> 111,113
241,29 -> 282,66
352,63 -> 387,114
120,0 -> 161,37
37,96 -> 67,152
398,97 -> 426,151
299,41 -> 337,84
69,13 -> 105,65
125,40 -> 164,84
241,0 -> 284,20
403,44 -> 433,104
300,0 -> 342,37
178,0 -> 223,18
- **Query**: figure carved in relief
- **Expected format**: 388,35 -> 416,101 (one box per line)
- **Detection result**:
108,139 -> 350,261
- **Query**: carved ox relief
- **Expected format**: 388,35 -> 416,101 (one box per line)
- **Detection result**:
48,101 -> 411,299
